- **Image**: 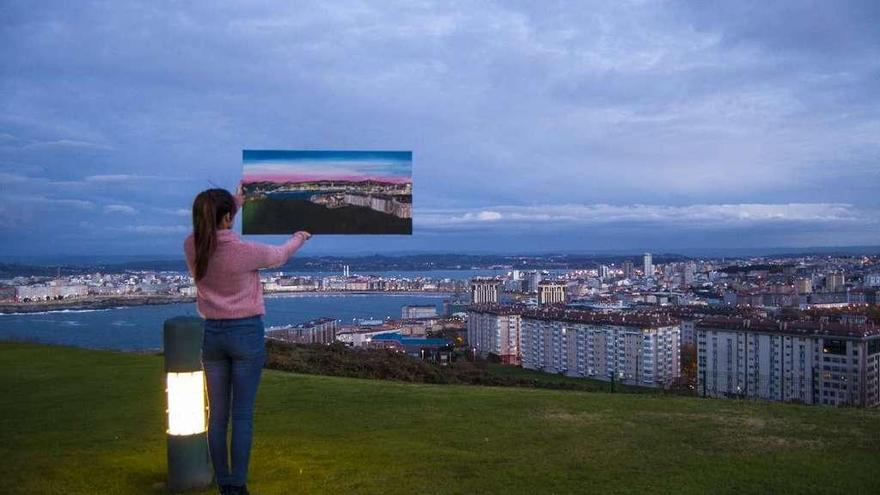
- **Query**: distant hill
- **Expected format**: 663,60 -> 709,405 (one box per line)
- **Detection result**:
0,260 -> 188,278
0,253 -> 693,276
3,246 -> 878,277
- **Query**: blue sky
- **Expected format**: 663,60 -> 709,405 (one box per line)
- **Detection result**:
1,0 -> 879,257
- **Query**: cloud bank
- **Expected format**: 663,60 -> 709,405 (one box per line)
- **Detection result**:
1,0 -> 878,255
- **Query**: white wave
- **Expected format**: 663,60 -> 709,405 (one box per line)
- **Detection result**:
0,308 -> 115,316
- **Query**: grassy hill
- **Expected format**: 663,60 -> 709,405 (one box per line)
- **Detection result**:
241,198 -> 411,235
1,343 -> 878,494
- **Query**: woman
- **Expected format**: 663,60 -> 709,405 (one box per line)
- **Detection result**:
183,187 -> 311,495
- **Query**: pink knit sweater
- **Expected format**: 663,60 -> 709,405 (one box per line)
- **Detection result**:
183,230 -> 306,320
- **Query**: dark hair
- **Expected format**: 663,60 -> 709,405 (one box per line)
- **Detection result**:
192,188 -> 237,281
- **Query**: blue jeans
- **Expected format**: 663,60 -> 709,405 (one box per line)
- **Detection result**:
202,315 -> 266,487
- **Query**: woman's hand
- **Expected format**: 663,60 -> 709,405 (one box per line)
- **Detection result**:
295,231 -> 312,241
233,183 -> 245,209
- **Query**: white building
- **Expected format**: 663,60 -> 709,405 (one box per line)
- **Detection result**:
696,317 -> 880,406
343,193 -> 411,219
16,284 -> 89,301
643,253 -> 653,278
524,271 -> 542,293
402,304 -> 438,319
470,278 -> 502,304
179,286 -> 197,297
537,281 -> 567,306
335,321 -> 401,347
520,308 -> 680,387
467,305 -> 522,364
266,317 -> 338,344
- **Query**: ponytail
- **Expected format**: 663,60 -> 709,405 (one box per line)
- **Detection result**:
192,188 -> 237,281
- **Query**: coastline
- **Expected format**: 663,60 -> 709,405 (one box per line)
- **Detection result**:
1,290 -> 459,314
0,295 -> 196,315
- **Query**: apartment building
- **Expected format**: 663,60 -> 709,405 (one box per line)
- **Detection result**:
266,317 -> 338,345
466,305 -> 522,364
696,317 -> 880,406
470,278 -> 502,304
537,281 -> 567,306
520,308 -> 680,387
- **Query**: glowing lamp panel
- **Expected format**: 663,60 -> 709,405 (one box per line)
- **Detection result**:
166,371 -> 207,436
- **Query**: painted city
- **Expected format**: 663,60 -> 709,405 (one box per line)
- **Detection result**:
241,150 -> 412,235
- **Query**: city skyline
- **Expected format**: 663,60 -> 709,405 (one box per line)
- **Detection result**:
2,1 -> 880,256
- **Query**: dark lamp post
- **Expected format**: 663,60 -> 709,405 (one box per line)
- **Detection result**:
164,316 -> 213,491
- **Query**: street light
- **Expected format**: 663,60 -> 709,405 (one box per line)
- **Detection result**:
164,316 -> 213,491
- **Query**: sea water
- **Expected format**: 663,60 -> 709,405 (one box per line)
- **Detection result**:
0,293 -> 450,351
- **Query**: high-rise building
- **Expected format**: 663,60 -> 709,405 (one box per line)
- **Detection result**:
523,270 -> 542,293
680,319 -> 696,347
520,308 -> 680,387
643,253 -> 653,278
683,262 -> 696,287
537,281 -> 567,305
795,277 -> 812,294
467,305 -> 522,364
622,261 -> 635,279
470,278 -> 502,304
825,272 -> 845,292
598,265 -> 610,280
696,317 -> 880,406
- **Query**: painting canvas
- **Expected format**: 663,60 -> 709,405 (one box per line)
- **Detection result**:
241,150 -> 412,235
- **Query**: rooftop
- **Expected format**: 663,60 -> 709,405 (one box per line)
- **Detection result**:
468,304 -> 680,328
468,303 -> 528,316
696,316 -> 880,339
523,307 -> 680,328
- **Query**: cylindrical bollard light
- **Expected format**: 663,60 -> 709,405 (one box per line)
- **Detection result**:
164,316 -> 213,491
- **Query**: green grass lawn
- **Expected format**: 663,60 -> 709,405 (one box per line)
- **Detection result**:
1,343 -> 878,494
485,362 -> 658,394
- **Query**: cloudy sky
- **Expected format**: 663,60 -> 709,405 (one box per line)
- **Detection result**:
2,0 -> 879,257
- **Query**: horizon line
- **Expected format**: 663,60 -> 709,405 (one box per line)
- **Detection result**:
3,245 -> 880,266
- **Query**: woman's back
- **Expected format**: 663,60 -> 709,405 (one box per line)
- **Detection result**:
183,229 -> 305,320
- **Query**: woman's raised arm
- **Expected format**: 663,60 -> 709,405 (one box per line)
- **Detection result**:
242,231 -> 311,270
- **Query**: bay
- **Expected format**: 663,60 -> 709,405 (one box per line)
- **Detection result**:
0,293 -> 451,352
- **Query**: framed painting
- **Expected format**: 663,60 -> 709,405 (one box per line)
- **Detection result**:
241,150 -> 412,235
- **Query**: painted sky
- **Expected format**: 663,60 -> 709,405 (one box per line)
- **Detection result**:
242,150 -> 412,185
1,1 -> 879,257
